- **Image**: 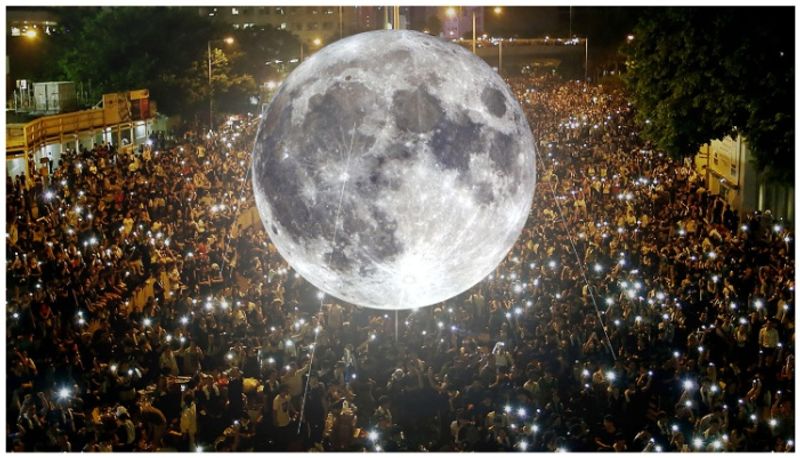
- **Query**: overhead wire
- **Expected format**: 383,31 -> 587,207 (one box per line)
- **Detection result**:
297,122 -> 357,433
533,145 -> 617,361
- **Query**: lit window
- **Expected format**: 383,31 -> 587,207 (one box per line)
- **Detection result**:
280,22 -> 287,30
232,8 -> 239,15
11,27 -> 21,36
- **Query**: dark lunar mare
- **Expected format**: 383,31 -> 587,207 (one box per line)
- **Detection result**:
254,80 -> 406,274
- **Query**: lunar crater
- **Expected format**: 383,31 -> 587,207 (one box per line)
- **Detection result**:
481,86 -> 507,118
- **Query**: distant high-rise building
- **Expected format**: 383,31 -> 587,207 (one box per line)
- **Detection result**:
198,6 -> 396,47
439,6 -> 484,40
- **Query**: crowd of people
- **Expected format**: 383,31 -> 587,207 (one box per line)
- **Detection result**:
5,72 -> 794,452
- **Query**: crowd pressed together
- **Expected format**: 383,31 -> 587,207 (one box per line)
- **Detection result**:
5,74 -> 794,452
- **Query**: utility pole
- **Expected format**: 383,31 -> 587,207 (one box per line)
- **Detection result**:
499,39 -> 503,75
472,9 -> 476,54
207,41 -> 213,131
569,6 -> 573,37
584,37 -> 589,81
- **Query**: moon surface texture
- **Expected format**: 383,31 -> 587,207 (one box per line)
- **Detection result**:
252,29 -> 536,310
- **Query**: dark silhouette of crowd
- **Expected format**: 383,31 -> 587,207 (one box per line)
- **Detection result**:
6,74 -> 794,452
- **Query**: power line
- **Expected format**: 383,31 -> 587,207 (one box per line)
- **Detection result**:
534,146 -> 617,361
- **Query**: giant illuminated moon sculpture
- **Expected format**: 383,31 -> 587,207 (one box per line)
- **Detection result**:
252,30 -> 536,310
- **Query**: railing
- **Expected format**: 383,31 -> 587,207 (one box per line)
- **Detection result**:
6,108 -> 113,157
23,108 -> 107,148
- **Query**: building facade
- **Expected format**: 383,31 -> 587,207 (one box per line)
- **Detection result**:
439,6 -> 485,39
695,135 -> 794,223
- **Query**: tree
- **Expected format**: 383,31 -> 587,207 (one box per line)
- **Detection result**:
229,27 -> 301,84
182,48 -> 258,117
623,7 -> 794,183
425,14 -> 442,36
55,7 -> 219,116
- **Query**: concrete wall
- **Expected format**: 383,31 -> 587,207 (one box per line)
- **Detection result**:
7,157 -> 26,179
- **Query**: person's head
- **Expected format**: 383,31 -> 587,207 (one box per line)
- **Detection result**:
603,415 -> 616,432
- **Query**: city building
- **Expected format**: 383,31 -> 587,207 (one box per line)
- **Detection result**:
6,89 -> 163,183
196,6 -> 430,47
198,6 -> 375,47
439,6 -> 484,39
695,135 -> 794,222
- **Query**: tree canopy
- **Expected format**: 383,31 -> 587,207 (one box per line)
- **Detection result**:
47,7 -> 298,122
55,7 -> 218,116
623,7 -> 794,183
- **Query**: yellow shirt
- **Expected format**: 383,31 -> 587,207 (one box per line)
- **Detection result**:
273,394 -> 292,427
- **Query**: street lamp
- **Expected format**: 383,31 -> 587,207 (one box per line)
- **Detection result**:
207,36 -> 234,131
299,37 -> 323,63
446,7 -> 503,54
445,7 -> 475,53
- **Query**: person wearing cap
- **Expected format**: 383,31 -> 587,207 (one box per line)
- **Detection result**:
115,406 -> 136,451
